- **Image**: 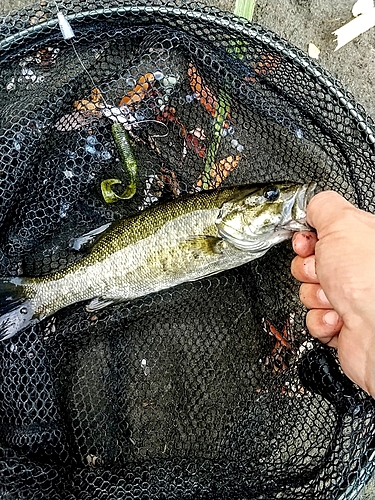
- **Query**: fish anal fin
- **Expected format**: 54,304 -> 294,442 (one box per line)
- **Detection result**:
86,297 -> 118,312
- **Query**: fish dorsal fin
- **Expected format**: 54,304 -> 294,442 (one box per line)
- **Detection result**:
70,223 -> 112,252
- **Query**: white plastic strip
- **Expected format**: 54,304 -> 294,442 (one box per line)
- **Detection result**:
57,11 -> 75,40
352,0 -> 374,17
332,7 -> 375,50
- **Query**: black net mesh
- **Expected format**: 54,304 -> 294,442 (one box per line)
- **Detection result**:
1,1 -> 375,499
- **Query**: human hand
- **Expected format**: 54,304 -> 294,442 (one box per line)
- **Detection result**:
291,191 -> 375,397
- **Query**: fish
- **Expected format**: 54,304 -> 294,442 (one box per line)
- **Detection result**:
0,182 -> 316,341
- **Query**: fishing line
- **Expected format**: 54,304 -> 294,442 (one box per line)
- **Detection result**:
54,0 -> 109,108
54,1 -> 169,138
135,120 -> 169,138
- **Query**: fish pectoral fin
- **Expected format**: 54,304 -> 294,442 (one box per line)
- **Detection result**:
186,235 -> 224,255
70,223 -> 112,252
86,297 -> 118,312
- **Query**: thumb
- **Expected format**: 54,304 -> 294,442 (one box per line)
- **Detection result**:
307,191 -> 354,232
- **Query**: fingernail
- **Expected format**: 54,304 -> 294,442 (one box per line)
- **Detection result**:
318,288 -> 329,305
304,256 -> 317,280
323,310 -> 340,326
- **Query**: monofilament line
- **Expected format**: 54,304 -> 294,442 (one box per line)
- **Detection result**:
53,0 -> 109,108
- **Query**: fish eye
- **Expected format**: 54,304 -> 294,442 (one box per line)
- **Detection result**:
263,186 -> 280,202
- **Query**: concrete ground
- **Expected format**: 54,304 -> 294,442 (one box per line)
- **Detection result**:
210,0 -> 375,120
1,1 -> 374,498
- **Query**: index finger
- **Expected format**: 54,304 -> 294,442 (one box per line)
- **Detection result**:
292,231 -> 317,257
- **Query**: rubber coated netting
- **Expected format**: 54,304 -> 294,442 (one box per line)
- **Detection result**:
1,1 -> 375,499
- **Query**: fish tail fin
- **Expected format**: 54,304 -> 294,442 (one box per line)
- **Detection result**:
0,278 -> 36,341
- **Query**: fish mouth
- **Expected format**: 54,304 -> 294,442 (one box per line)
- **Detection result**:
297,181 -> 317,228
294,181 -> 317,218
303,181 -> 317,210
278,181 -> 317,232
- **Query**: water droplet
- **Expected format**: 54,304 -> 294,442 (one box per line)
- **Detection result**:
13,132 -> 25,152
6,78 -> 16,91
59,202 -> 70,218
295,128 -> 303,139
126,77 -> 136,87
162,76 -> 177,87
141,358 -> 150,376
153,70 -> 164,81
63,170 -> 74,179
135,112 -> 145,122
20,307 -> 28,314
85,145 -> 97,156
99,150 -> 112,161
21,67 -> 35,78
66,149 -> 77,159
87,136 -> 100,147
86,135 -> 99,146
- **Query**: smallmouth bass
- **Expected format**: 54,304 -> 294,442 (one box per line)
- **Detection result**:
0,182 -> 316,340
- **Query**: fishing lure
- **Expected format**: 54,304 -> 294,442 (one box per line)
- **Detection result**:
101,123 -> 138,203
245,53 -> 281,83
193,154 -> 241,191
119,72 -> 156,108
53,7 -> 138,204
187,63 -> 234,190
262,315 -> 295,374
187,63 -> 219,118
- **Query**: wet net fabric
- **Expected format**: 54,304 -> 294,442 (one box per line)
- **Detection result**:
1,1 -> 375,499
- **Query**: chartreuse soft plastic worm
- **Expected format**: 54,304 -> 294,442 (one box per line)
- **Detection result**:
101,123 -> 138,203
